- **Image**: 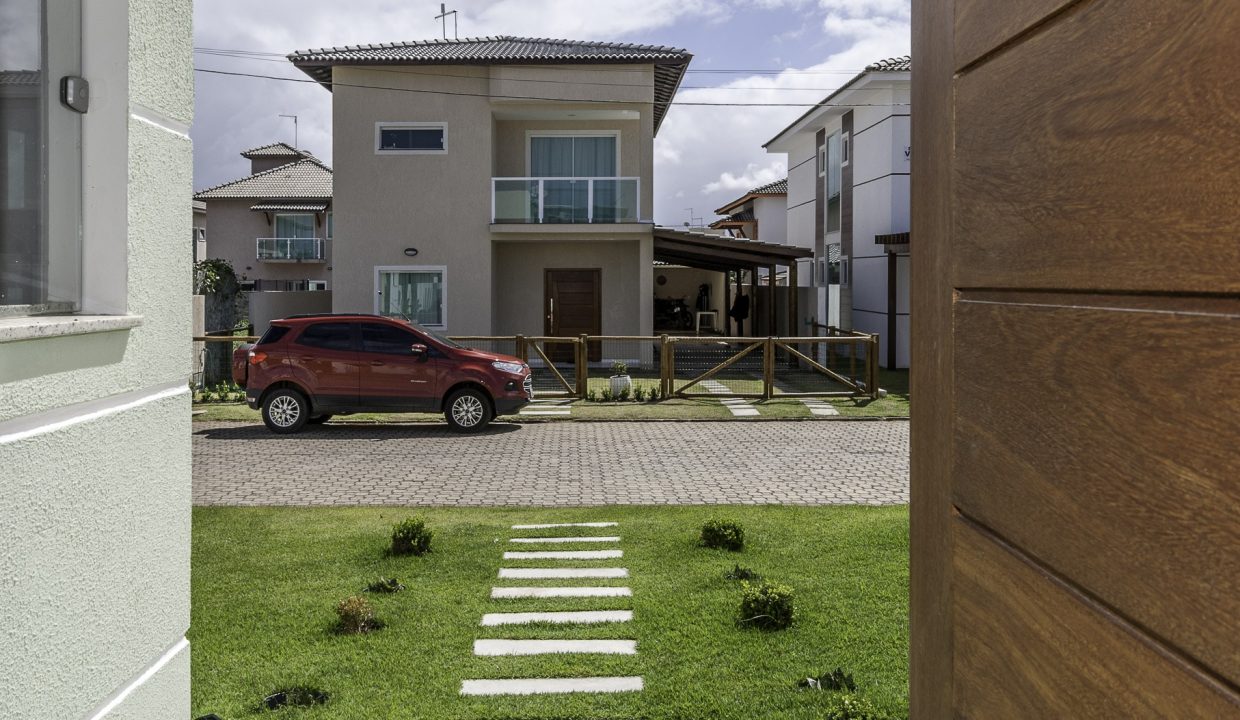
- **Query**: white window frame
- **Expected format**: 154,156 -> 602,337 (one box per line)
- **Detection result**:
374,122 -> 448,155
840,256 -> 850,287
325,211 -> 332,240
841,131 -> 851,167
816,144 -> 826,177
525,130 -> 622,177
307,280 -> 327,291
373,265 -> 448,330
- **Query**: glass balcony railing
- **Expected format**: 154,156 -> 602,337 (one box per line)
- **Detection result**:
256,237 -> 325,261
492,177 -> 641,224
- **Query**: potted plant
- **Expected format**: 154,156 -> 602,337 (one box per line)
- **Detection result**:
609,359 -> 632,398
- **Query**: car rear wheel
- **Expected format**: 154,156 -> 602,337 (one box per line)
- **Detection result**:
445,388 -> 492,433
262,388 -> 309,434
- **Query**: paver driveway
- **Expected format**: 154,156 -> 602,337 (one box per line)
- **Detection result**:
192,420 -> 908,506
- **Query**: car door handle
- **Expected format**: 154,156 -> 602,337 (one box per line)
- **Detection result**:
370,361 -> 384,366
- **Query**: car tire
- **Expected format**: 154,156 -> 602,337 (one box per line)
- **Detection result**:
262,388 -> 310,434
444,388 -> 493,433
307,414 -> 333,425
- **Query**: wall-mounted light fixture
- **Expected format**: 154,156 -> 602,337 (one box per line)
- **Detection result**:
403,248 -> 419,257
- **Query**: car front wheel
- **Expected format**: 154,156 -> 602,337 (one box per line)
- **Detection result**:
444,388 -> 493,433
262,388 -> 309,434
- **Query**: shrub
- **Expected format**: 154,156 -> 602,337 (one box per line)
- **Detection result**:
611,359 -> 629,376
364,576 -> 405,593
798,668 -> 857,693
335,595 -> 381,634
586,388 -> 598,402
738,581 -> 794,630
617,386 -> 631,402
822,693 -> 886,720
633,386 -> 647,402
648,386 -> 661,402
390,517 -> 433,556
600,388 -> 613,402
724,564 -> 762,581
700,519 -> 745,551
261,687 -> 330,710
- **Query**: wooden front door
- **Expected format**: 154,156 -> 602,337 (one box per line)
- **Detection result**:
914,2 -> 1240,717
544,269 -> 600,361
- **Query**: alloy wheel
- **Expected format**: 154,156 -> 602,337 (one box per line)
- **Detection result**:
451,395 -> 484,428
269,395 -> 301,427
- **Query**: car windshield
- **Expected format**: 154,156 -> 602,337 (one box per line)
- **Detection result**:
399,319 -> 461,349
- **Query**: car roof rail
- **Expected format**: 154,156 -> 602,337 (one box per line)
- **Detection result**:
282,313 -> 387,320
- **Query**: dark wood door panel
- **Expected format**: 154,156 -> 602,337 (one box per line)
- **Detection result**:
953,518 -> 1240,717
953,0 -> 1240,293
954,0 -> 1075,70
953,294 -> 1240,681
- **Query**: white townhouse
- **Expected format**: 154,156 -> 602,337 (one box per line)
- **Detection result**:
764,56 -> 910,368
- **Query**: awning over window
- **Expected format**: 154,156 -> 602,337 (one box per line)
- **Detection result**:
875,231 -> 910,245
249,202 -> 329,212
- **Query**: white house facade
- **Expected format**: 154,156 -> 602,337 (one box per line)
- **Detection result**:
0,0 -> 192,716
765,57 -> 910,368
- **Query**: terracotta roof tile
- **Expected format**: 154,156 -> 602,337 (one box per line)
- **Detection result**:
194,158 -> 332,200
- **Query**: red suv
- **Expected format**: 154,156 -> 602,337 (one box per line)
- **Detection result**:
232,314 -> 532,433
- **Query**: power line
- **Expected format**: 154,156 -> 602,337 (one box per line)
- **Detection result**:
193,66 -> 910,108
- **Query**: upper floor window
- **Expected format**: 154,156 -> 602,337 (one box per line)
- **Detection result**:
826,131 -> 842,233
275,213 -> 315,239
376,122 -> 447,154
325,211 -> 333,240
1,0 -> 82,315
529,134 -> 618,178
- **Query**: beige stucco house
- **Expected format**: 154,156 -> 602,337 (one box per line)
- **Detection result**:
0,0 -> 192,716
288,37 -> 692,337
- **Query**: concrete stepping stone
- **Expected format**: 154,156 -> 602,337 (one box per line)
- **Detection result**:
460,676 -> 643,696
474,639 -> 637,656
509,536 -> 620,544
503,550 -> 622,560
511,522 -> 617,529
491,586 -> 632,599
498,567 -> 628,579
480,610 -> 632,626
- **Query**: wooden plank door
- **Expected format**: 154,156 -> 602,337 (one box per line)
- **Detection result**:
544,268 -> 600,361
913,1 -> 1240,717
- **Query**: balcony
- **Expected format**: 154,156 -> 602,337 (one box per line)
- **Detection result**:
256,237 -> 326,262
492,177 -> 641,224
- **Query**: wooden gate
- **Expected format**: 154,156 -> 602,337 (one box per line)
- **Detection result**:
667,338 -> 767,399
523,336 -> 584,398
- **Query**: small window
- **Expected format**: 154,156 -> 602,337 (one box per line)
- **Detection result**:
816,145 -> 825,177
295,322 -> 354,351
839,256 -> 850,287
841,132 -> 850,167
325,211 -> 333,239
307,280 -> 327,291
360,323 -> 420,355
257,325 -> 291,345
376,266 -> 445,328
376,123 -> 447,154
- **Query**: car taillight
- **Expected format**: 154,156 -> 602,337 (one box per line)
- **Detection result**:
248,351 -> 268,365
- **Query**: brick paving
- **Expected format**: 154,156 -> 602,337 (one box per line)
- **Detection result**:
192,420 -> 909,506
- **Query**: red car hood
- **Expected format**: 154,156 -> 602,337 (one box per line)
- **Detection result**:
452,346 -> 525,366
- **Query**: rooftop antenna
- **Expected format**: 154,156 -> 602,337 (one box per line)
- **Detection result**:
278,114 -> 299,150
684,208 -> 704,228
435,3 -> 458,41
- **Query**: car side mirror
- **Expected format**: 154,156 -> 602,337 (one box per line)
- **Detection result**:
410,343 -> 428,359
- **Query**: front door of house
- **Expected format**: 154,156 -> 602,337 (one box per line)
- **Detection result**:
544,268 -> 600,361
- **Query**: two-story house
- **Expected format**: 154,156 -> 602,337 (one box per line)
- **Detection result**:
764,56 -> 910,368
710,177 -> 788,244
289,36 -> 692,337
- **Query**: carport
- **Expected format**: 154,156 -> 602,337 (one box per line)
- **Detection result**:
652,226 -> 812,336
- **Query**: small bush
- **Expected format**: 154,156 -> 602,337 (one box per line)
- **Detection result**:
611,359 -> 629,376
798,667 -> 857,693
649,386 -> 662,402
261,686 -> 330,710
738,581 -> 795,630
586,388 -> 598,402
700,519 -> 745,551
822,693 -> 886,720
724,564 -> 761,581
633,385 -> 647,402
600,388 -> 613,402
390,517 -> 433,556
335,595 -> 382,634
364,576 -> 405,593
617,386 -> 631,402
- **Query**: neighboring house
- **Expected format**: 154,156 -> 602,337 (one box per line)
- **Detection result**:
193,142 -> 333,293
288,36 -> 692,337
710,177 -> 788,244
0,0 -> 192,717
192,200 -> 207,262
764,56 -> 910,368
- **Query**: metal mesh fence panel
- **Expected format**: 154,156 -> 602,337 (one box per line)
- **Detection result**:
670,338 -> 767,397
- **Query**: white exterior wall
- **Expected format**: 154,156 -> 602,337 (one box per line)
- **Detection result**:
0,1 -> 192,718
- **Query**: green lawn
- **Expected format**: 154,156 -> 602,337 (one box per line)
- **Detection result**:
191,506 -> 909,719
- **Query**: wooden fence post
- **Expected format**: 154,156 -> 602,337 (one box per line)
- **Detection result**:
516,335 -> 527,365
664,336 -> 675,397
577,334 -> 589,398
869,333 -> 880,400
762,336 -> 774,400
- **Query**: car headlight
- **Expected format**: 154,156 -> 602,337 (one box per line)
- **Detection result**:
492,361 -> 525,375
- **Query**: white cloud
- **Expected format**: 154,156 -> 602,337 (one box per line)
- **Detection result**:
703,162 -> 787,194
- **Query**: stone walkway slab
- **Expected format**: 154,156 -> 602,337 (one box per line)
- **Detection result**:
498,568 -> 628,579
491,586 -> 632,599
460,676 -> 643,696
503,550 -> 622,560
480,610 -> 632,626
512,522 -> 618,529
473,639 -> 637,656
509,536 -> 621,544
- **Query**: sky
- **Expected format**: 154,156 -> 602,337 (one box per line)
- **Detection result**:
192,0 -> 910,226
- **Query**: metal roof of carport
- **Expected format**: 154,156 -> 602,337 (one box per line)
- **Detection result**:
652,226 -> 811,272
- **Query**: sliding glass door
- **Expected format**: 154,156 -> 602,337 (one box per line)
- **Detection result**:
530,135 -> 616,223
